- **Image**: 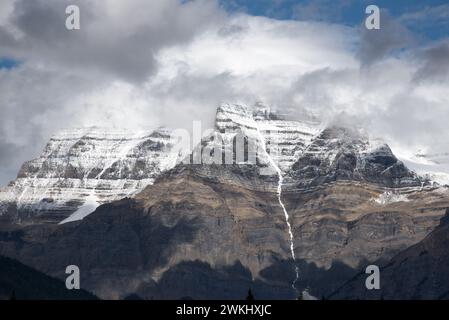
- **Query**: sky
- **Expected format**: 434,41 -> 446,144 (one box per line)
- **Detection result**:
0,0 -> 448,185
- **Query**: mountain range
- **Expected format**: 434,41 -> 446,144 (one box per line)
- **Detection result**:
1,103 -> 449,299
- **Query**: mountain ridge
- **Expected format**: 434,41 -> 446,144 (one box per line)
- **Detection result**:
1,102 -> 449,299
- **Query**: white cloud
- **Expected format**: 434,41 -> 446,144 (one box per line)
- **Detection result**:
0,0 -> 14,26
0,0 -> 448,185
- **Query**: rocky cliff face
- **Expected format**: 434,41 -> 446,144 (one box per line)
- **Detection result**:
2,161 -> 447,299
0,127 -> 181,224
285,183 -> 449,270
329,208 -> 449,299
1,103 -> 449,299
286,126 -> 422,189
0,164 -> 296,299
215,103 -> 322,173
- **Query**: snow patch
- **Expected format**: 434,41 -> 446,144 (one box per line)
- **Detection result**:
59,195 -> 100,224
396,151 -> 449,186
302,289 -> 318,300
373,191 -> 409,205
420,172 -> 449,186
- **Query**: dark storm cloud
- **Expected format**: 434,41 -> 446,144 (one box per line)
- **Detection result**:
0,138 -> 24,185
357,10 -> 412,65
0,64 -> 98,184
0,0 -> 224,185
1,0 -> 223,82
413,41 -> 449,82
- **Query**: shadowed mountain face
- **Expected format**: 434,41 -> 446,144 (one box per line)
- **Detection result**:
284,182 -> 449,270
329,209 -> 449,300
0,255 -> 96,300
1,104 -> 449,299
1,162 -> 449,299
0,164 -> 297,299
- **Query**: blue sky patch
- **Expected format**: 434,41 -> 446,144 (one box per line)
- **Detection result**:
0,57 -> 20,70
220,0 -> 449,41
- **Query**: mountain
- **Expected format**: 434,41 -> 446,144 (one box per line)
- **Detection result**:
0,165 -> 296,299
1,103 -> 449,299
286,126 -> 422,189
215,102 -> 322,173
0,127 -> 181,224
329,208 -> 449,299
0,254 -> 97,300
0,102 -> 323,225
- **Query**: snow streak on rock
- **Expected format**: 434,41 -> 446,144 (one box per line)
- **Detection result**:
253,120 -> 300,294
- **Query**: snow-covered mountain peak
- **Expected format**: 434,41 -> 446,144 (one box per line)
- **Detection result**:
2,102 -> 444,225
0,126 -> 182,223
215,102 -> 322,172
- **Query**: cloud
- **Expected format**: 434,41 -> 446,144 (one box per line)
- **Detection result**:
0,0 -> 225,184
0,1 -> 448,185
0,137 -> 25,186
413,41 -> 449,82
399,4 -> 449,27
357,10 -> 413,65
1,0 -> 223,82
0,0 -> 15,26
